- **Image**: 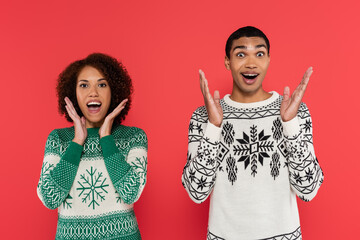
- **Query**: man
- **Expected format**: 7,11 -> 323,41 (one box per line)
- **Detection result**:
182,26 -> 323,239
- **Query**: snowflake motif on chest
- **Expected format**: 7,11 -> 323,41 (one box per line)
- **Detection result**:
234,125 -> 274,177
76,166 -> 109,210
221,121 -> 235,146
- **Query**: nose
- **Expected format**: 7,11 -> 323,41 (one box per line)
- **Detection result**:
245,56 -> 257,69
89,85 -> 99,97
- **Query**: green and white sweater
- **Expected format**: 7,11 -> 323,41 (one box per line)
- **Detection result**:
37,125 -> 147,240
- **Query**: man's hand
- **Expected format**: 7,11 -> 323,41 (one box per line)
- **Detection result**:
280,67 -> 313,122
65,97 -> 87,145
99,99 -> 128,138
199,69 -> 223,127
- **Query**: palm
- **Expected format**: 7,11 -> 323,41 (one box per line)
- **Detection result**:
65,97 -> 87,145
99,99 -> 128,138
199,70 -> 223,127
280,67 -> 313,122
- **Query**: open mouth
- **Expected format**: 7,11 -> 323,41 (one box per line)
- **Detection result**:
241,73 -> 259,84
87,101 -> 102,113
241,73 -> 259,80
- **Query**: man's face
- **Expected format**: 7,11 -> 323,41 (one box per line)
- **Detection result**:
225,37 -> 270,95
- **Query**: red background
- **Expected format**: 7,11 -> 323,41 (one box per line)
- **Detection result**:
1,0 -> 359,239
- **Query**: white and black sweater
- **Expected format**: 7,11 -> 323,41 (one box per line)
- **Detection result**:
182,92 -> 324,240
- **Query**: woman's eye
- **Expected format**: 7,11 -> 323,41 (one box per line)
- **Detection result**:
237,52 -> 245,57
79,83 -> 88,88
257,52 -> 264,57
99,83 -> 107,87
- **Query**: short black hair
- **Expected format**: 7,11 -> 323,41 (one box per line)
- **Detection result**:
225,26 -> 270,58
56,53 -> 133,124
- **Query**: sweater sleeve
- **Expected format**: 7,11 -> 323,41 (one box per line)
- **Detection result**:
182,108 -> 222,203
37,130 -> 82,209
100,128 -> 147,205
282,103 -> 324,201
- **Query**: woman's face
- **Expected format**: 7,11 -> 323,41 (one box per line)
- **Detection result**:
76,66 -> 111,128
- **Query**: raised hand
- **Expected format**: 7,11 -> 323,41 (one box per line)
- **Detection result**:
199,69 -> 223,127
99,99 -> 128,138
280,67 -> 313,122
65,97 -> 87,145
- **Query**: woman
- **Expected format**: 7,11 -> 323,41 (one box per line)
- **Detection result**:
37,53 -> 147,239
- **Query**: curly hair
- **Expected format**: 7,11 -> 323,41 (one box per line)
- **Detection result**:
56,53 -> 133,124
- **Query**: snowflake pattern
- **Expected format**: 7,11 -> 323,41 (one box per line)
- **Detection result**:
226,155 -> 237,185
222,122 -> 235,146
234,125 -> 274,177
301,118 -> 312,133
62,194 -> 73,209
116,191 -> 122,204
189,121 -> 203,134
270,151 -> 281,180
38,162 -> 54,187
271,117 -> 283,143
76,167 -> 109,210
130,156 -> 147,186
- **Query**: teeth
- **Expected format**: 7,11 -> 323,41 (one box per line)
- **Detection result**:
87,102 -> 101,106
244,74 -> 258,76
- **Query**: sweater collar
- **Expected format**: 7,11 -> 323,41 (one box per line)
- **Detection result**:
223,91 -> 279,109
87,127 -> 100,136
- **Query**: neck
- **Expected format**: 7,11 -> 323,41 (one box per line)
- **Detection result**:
230,86 -> 271,103
85,119 -> 104,128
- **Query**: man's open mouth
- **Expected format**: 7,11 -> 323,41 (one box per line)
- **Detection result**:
241,73 -> 259,80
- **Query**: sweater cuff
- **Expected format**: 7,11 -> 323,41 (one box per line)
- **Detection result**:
204,121 -> 222,142
100,135 -> 119,158
282,116 -> 301,137
63,141 -> 83,166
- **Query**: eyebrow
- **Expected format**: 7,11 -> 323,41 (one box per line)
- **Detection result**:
233,44 -> 267,51
78,78 -> 107,82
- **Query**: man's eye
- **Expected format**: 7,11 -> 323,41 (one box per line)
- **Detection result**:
257,52 -> 264,57
99,83 -> 107,87
237,53 -> 245,57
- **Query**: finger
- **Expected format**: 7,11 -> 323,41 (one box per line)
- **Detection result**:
64,97 -> 78,117
300,67 -> 313,91
65,105 -> 77,121
214,90 -> 220,105
81,116 -> 86,126
113,99 -> 128,113
204,78 -> 213,102
65,97 -> 75,109
199,69 -> 206,96
108,100 -> 128,119
283,86 -> 290,102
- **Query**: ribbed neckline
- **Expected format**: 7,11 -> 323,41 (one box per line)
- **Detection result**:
223,91 -> 279,109
87,127 -> 100,136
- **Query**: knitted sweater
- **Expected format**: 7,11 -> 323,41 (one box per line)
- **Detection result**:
182,92 -> 323,240
37,125 -> 147,240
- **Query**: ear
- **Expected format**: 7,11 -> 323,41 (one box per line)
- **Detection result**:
224,56 -> 230,70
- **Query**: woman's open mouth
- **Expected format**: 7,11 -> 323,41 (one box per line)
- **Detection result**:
87,101 -> 102,114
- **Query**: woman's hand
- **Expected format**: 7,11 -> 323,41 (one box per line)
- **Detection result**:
65,97 -> 87,145
99,99 -> 128,138
280,67 -> 313,122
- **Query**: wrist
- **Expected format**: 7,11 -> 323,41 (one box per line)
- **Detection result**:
209,119 -> 222,127
72,138 -> 85,145
100,132 -> 111,138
